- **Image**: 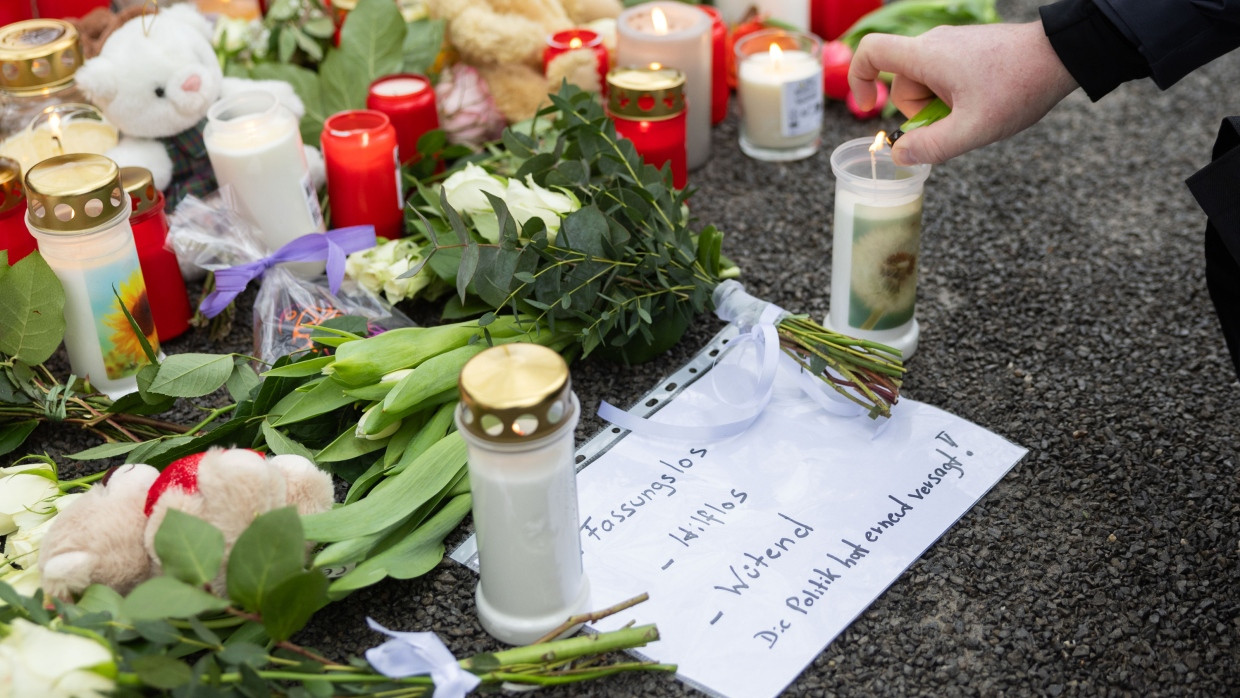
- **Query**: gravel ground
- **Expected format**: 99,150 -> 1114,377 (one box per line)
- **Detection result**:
16,0 -> 1240,694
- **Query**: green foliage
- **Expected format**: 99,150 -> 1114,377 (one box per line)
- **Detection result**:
0,252 -> 65,365
839,0 -> 1001,51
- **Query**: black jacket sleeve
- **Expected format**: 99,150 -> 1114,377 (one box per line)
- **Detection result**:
1040,0 -> 1240,101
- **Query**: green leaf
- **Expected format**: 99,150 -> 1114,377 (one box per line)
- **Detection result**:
278,27 -> 297,63
457,242 -> 479,302
122,577 -> 230,620
154,510 -> 226,587
262,355 -> 333,378
148,354 -> 234,398
0,252 -> 66,364
337,0 -> 406,78
132,655 -> 194,690
401,18 -> 445,74
219,641 -> 269,668
271,377 -> 358,427
77,584 -> 126,619
260,570 -> 329,642
315,425 -> 387,463
0,420 -> 37,457
226,507 -> 307,613
125,435 -> 197,466
65,440 -> 143,460
303,16 -> 336,39
226,359 -> 262,402
261,421 -> 318,460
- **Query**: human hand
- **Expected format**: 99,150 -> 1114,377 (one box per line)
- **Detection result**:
848,21 -> 1079,166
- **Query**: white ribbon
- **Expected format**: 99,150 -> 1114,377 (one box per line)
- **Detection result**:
365,618 -> 481,698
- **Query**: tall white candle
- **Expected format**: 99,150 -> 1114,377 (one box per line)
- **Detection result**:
616,1 -> 712,170
735,32 -> 823,160
712,0 -> 810,31
827,137 -> 931,358
204,92 -> 324,255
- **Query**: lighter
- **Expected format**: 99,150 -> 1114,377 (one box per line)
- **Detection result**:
886,97 -> 951,145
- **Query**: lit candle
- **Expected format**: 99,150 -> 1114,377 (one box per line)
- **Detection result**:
543,28 -> 610,93
456,343 -> 591,645
204,91 -> 325,259
121,166 -> 192,342
366,74 -> 439,165
0,19 -> 91,139
713,0 -> 810,31
0,157 -> 37,264
0,104 -> 119,174
24,153 -> 159,399
826,136 -> 931,358
605,65 -> 687,189
697,5 -> 729,125
734,29 -> 823,161
320,110 -> 404,239
616,1 -> 712,169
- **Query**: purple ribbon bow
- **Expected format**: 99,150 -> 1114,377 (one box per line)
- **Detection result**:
198,225 -> 377,319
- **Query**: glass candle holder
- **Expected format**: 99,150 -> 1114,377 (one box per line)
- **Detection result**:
0,157 -> 37,264
616,1 -> 712,170
0,19 -> 90,139
0,102 -> 119,174
121,166 -> 191,342
24,154 -> 159,398
826,137 -> 931,359
204,91 -> 325,257
697,5 -> 728,125
321,110 -> 404,239
606,65 -> 687,189
366,74 -> 438,165
456,343 -> 591,645
543,29 -> 610,92
734,29 -> 823,162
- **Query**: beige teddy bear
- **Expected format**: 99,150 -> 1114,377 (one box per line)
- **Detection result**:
426,0 -> 623,123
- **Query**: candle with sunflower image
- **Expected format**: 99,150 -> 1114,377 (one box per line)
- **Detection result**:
23,154 -> 158,398
826,134 -> 930,359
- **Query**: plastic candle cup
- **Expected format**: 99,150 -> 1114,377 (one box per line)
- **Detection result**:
826,136 -> 931,359
204,91 -> 325,266
0,19 -> 91,138
24,153 -> 159,399
616,1 -> 711,170
697,5 -> 728,125
543,29 -> 610,91
606,65 -> 687,189
320,110 -> 404,239
121,166 -> 191,342
734,29 -> 823,162
456,343 -> 591,646
366,74 -> 438,165
0,103 -> 119,173
0,157 -> 37,263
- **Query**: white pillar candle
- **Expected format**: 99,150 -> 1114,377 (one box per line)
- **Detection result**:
616,1 -> 712,170
456,343 -> 591,645
204,92 -> 324,255
712,0 -> 810,31
735,29 -> 823,161
826,137 -> 932,358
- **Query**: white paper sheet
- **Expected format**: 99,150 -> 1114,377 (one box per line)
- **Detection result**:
453,327 -> 1026,698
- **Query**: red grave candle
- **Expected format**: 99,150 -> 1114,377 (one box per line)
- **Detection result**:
33,0 -> 108,19
697,5 -> 728,125
1,1 -> 34,26
812,0 -> 882,41
321,110 -> 404,239
543,29 -> 610,91
606,65 -> 687,190
0,158 -> 37,264
366,74 -> 439,165
121,167 -> 191,341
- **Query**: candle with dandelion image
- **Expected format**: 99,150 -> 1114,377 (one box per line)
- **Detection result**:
826,133 -> 930,359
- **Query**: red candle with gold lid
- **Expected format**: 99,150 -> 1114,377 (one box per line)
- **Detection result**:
0,1 -> 34,26
606,65 -> 687,190
0,157 -> 36,264
697,5 -> 728,125
321,109 -> 404,239
543,29 -> 610,91
121,166 -> 190,341
366,74 -> 438,165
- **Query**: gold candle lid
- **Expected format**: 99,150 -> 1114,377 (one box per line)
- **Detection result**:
330,0 -> 358,10
607,65 -> 686,121
458,343 -> 575,443
120,166 -> 160,217
0,20 -> 83,95
0,157 -> 24,216
24,153 -> 127,235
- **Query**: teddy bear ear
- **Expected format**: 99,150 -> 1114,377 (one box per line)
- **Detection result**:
74,55 -> 118,105
158,3 -> 216,43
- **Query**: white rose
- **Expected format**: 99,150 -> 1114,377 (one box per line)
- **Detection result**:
504,178 -> 579,244
0,619 -> 115,698
440,163 -> 506,215
0,463 -> 58,532
213,17 -> 254,54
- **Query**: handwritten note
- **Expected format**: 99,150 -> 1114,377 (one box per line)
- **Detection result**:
453,328 -> 1026,698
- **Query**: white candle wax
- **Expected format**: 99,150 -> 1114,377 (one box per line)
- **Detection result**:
369,77 -> 426,97
204,94 -> 324,256
713,0 -> 810,31
0,121 -> 119,173
616,1 -> 712,169
737,47 -> 823,150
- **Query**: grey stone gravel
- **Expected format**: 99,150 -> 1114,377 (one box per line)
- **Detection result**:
14,0 -> 1240,694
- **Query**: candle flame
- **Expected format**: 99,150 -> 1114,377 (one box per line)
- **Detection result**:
48,112 -> 64,155
870,131 -> 886,154
652,7 -> 668,34
569,37 -> 582,49
649,62 -> 662,70
768,42 -> 783,64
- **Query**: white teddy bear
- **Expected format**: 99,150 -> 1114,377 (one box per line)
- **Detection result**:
74,4 -> 322,209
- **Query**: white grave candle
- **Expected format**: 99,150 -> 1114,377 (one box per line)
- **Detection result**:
735,29 -> 823,161
826,136 -> 931,358
204,92 -> 324,256
713,0 -> 810,31
617,1 -> 712,169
